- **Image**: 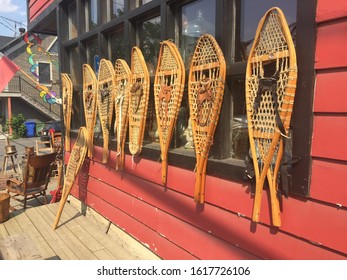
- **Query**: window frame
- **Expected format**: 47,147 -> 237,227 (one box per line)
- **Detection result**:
59,0 -> 316,197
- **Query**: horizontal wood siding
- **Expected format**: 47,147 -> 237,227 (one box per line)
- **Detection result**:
316,0 -> 347,22
311,116 -> 347,161
307,0 -> 347,258
314,70 -> 347,112
310,159 -> 347,206
28,0 -> 55,23
315,19 -> 347,69
67,144 -> 346,259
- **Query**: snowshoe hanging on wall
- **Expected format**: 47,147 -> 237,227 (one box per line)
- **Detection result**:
97,59 -> 115,164
245,7 -> 297,227
188,34 -> 226,204
61,73 -> 73,152
154,40 -> 185,185
128,47 -> 150,157
82,64 -> 97,158
114,59 -> 131,170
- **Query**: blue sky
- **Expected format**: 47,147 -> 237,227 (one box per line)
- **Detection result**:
0,0 -> 27,37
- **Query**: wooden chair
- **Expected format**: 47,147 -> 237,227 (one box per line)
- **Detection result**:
6,152 -> 57,209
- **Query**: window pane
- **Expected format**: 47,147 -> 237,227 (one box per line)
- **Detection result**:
230,77 -> 248,160
38,63 -> 51,84
236,0 -> 297,62
69,46 -> 79,84
86,38 -> 99,71
111,0 -> 125,19
68,2 -> 77,39
180,0 -> 216,68
139,16 -> 160,143
140,16 -> 161,76
88,0 -> 98,31
108,28 -> 125,62
139,0 -> 152,5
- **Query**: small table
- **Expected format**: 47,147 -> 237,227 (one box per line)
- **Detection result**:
2,152 -> 21,176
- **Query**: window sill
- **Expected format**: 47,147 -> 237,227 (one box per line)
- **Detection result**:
69,130 -> 246,183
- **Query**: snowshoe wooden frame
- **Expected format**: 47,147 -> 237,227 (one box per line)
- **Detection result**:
52,126 -> 88,230
97,59 -> 115,164
82,64 -> 97,158
154,40 -> 185,185
188,34 -> 226,204
245,7 -> 297,227
114,59 -> 131,170
128,47 -> 150,156
61,73 -> 73,152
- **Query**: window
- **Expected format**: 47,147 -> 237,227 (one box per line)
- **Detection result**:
38,62 -> 51,84
68,1 -> 78,39
180,0 -> 216,67
107,28 -> 125,62
237,0 -> 297,62
101,0 -> 125,23
68,45 -> 79,85
60,0 -> 316,195
87,0 -> 98,31
138,16 -> 161,143
111,0 -> 125,19
139,0 -> 152,6
139,16 -> 161,76
86,37 -> 99,71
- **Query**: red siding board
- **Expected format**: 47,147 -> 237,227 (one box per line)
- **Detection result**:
310,159 -> 347,206
311,115 -> 347,161
85,192 -> 197,260
92,157 -> 347,254
66,143 -> 347,258
317,0 -> 347,22
314,71 -> 347,113
315,20 -> 347,69
29,0 -> 55,22
86,177 -> 259,260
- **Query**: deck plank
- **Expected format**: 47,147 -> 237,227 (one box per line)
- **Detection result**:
3,213 -> 24,236
0,234 -> 42,260
93,248 -> 118,260
14,210 -> 56,260
57,202 -> 142,259
47,203 -> 106,253
0,223 -> 9,239
38,205 -> 98,260
25,207 -> 79,260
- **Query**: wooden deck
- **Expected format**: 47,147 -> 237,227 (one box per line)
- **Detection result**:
0,202 -> 160,260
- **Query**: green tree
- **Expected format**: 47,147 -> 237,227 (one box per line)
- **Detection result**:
4,114 -> 26,139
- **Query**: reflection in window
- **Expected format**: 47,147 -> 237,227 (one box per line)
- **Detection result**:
111,0 -> 125,19
237,0 -> 297,62
101,0 -> 125,23
86,38 -> 99,71
180,0 -> 215,68
69,46 -> 79,84
108,29 -> 125,62
88,0 -> 98,31
230,77 -> 248,160
38,62 -> 51,84
139,16 -> 160,143
68,2 -> 77,39
139,16 -> 161,76
139,0 -> 152,5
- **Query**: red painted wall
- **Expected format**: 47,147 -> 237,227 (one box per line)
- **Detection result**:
66,141 -> 346,259
28,0 -> 55,23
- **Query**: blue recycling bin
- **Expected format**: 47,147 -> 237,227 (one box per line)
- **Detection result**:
24,121 -> 36,138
